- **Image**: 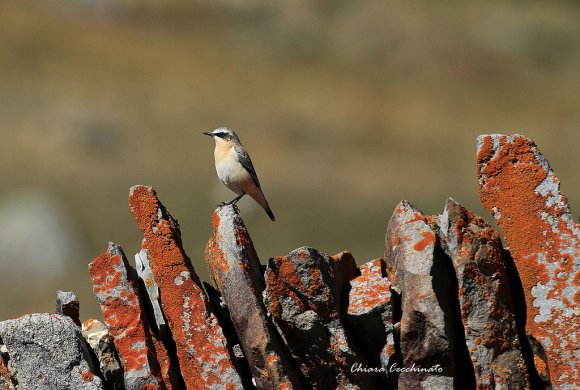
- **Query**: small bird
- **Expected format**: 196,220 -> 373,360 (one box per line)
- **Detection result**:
203,128 -> 275,221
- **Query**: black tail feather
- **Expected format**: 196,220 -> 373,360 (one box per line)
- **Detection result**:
266,207 -> 275,221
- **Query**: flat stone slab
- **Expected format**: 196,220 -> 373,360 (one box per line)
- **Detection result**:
129,185 -> 242,389
82,319 -> 124,389
435,198 -> 529,389
89,242 -> 171,389
205,205 -> 303,389
477,134 -> 579,388
384,201 -> 456,389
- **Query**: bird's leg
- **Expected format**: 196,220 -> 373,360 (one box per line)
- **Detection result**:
218,193 -> 245,207
230,192 -> 246,205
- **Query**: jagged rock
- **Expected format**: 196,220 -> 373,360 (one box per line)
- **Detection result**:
82,319 -> 124,390
384,201 -> 459,389
134,249 -> 166,334
477,134 -> 579,388
346,258 -> 396,385
435,198 -> 530,389
204,204 -> 302,389
56,290 -> 81,327
264,246 -> 380,389
128,185 -> 243,389
89,242 -> 175,389
0,313 -> 103,389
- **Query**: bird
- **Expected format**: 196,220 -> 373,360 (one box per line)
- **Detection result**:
203,127 -> 275,221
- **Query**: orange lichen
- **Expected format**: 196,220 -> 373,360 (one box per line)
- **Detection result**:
413,231 -> 436,252
265,256 -> 307,316
81,370 -> 94,382
386,343 -> 396,357
212,211 -> 221,229
347,258 -> 391,315
205,236 -> 228,290
534,355 -> 548,380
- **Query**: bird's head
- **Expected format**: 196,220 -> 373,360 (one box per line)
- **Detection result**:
203,128 -> 240,144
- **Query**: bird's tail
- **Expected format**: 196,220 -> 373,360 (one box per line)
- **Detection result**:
265,206 -> 276,222
250,188 -> 275,221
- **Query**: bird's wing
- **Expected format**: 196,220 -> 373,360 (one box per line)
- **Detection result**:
234,145 -> 261,188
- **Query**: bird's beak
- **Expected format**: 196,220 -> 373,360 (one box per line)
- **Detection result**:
202,132 -> 213,137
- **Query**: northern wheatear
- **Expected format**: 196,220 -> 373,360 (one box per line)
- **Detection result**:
203,128 -> 275,221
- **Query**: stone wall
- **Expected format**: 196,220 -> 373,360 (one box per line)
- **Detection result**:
0,135 -> 577,389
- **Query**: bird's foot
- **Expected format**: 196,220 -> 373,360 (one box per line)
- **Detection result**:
229,193 -> 246,205
217,193 -> 245,208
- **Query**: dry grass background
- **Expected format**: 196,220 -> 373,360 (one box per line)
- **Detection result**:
1,0 -> 579,319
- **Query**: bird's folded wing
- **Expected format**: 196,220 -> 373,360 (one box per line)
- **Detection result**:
234,145 -> 261,188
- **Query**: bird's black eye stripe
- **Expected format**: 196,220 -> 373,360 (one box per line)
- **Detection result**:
214,132 -> 230,139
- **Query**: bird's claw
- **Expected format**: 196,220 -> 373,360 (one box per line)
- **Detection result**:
216,202 -> 240,214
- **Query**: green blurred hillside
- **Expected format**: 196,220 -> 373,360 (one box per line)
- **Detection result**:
1,1 -> 579,320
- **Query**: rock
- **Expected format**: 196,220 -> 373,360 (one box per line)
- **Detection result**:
384,201 -> 459,389
0,313 -> 103,389
477,134 -> 579,388
134,249 -> 166,335
55,290 -> 81,327
346,258 -> 396,385
202,282 -> 255,389
89,242 -> 173,389
204,205 -> 303,389
128,185 -> 243,389
82,319 -> 124,390
435,198 -> 530,389
264,246 -> 379,389
0,345 -> 15,390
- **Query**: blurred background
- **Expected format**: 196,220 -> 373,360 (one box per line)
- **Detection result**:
1,0 -> 579,320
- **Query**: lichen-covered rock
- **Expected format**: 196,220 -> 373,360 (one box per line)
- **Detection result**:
82,319 -> 124,390
264,246 -> 380,389
89,242 -> 172,389
205,205 -> 302,389
202,282 -> 255,389
384,201 -> 458,389
128,185 -> 242,389
55,290 -> 81,327
435,198 -> 530,389
477,134 -> 579,388
346,258 -> 396,385
0,313 -> 103,390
